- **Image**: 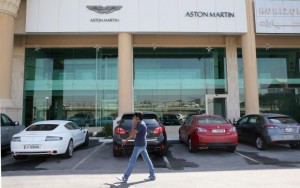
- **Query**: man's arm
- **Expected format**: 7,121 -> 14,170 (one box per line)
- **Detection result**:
123,118 -> 139,144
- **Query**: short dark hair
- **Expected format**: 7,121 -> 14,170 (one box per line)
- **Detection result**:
134,111 -> 143,120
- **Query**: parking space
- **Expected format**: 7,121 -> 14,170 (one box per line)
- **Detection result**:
2,139 -> 300,176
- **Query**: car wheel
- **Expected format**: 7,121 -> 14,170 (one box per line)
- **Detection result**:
289,143 -> 300,149
256,136 -> 267,150
13,155 -> 28,160
155,145 -> 168,157
179,132 -> 183,143
188,137 -> 197,153
63,140 -> 74,158
83,133 -> 89,147
227,146 -> 236,153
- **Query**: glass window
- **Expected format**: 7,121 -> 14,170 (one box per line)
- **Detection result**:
26,124 -> 58,131
238,48 -> 300,121
1,114 -> 13,126
197,117 -> 227,124
133,48 -> 227,120
24,48 -> 118,127
238,116 -> 249,124
268,117 -> 296,124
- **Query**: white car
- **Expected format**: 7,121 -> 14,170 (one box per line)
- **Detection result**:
10,120 -> 89,160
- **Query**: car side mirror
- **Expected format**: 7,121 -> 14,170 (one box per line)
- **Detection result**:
14,121 -> 20,126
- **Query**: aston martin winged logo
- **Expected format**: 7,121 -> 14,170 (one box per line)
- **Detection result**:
86,5 -> 122,14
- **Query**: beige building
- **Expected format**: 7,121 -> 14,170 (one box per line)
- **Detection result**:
1,0 -> 300,127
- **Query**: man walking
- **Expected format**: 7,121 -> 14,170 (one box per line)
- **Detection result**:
117,111 -> 156,183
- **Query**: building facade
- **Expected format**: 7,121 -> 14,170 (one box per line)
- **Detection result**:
1,0 -> 300,127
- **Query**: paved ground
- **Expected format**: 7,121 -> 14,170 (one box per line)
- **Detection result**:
2,138 -> 300,188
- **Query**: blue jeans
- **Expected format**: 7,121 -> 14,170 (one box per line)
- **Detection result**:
124,145 -> 155,180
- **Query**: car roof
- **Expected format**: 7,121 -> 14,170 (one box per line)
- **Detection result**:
122,111 -> 158,116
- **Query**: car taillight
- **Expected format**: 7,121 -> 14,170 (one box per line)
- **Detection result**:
263,124 -> 277,128
115,127 -> 126,134
196,127 -> 207,133
229,127 -> 236,132
153,127 -> 163,134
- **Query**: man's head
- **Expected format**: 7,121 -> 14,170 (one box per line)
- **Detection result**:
133,111 -> 143,121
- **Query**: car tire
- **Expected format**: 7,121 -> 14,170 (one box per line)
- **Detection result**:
155,145 -> 168,157
63,139 -> 74,158
289,143 -> 300,149
227,146 -> 236,153
188,137 -> 197,153
13,155 -> 28,160
179,132 -> 184,143
256,136 -> 267,150
83,133 -> 89,147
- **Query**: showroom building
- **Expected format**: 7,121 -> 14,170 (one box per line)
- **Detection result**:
1,0 -> 300,127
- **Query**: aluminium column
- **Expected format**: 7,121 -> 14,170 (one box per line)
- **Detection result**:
118,33 -> 134,116
0,0 -> 21,108
241,0 -> 259,114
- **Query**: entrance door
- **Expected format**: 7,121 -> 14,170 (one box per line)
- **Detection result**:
205,94 -> 228,119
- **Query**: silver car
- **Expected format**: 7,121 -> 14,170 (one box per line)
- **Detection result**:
234,113 -> 300,150
1,113 -> 25,149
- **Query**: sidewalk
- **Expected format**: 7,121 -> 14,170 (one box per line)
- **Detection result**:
3,169 -> 300,188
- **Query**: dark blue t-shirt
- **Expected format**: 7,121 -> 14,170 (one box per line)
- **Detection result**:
134,121 -> 147,147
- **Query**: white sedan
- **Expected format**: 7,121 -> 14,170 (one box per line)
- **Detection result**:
10,120 -> 89,160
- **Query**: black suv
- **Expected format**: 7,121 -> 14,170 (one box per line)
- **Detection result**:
113,112 -> 167,157
161,114 -> 183,125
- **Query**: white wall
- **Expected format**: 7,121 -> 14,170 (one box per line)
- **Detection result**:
26,0 -> 247,34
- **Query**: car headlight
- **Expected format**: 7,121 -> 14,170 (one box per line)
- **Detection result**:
11,137 -> 21,142
45,136 -> 63,141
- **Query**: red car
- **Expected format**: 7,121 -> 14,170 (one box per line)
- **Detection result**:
179,114 -> 238,153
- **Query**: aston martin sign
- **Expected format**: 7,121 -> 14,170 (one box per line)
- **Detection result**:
26,0 -> 247,33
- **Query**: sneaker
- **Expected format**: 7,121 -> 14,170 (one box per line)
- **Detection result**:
144,175 -> 156,181
116,176 -> 127,183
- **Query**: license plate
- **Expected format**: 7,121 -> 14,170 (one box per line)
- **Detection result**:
24,144 -> 40,149
285,128 -> 293,133
212,129 -> 225,133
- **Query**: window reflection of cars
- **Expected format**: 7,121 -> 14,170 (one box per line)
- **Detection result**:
67,112 -> 95,127
95,116 -> 114,126
161,114 -> 183,125
1,113 -> 26,149
183,102 -> 200,108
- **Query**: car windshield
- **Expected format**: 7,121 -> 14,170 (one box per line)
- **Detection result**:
163,115 -> 178,120
197,117 -> 228,124
268,117 -> 296,124
26,124 -> 58,131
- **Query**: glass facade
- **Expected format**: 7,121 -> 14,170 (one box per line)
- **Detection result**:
25,47 -> 300,126
24,48 -> 227,126
238,48 -> 300,121
133,48 -> 227,121
24,48 -> 118,127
